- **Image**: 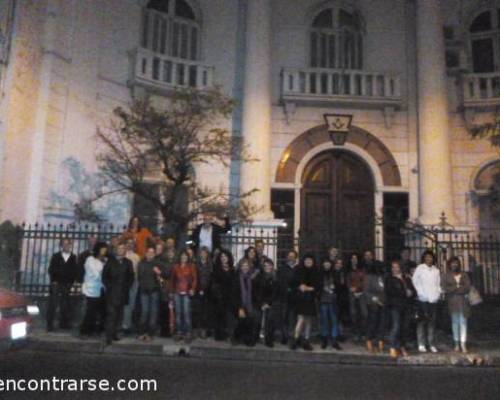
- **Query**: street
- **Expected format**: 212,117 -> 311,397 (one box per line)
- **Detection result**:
0,350 -> 499,400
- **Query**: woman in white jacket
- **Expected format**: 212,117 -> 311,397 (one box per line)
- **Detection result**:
412,250 -> 441,353
80,242 -> 108,337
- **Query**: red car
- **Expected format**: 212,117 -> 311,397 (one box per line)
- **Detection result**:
0,288 -> 38,350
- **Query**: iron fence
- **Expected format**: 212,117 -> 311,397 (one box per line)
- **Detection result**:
12,217 -> 500,297
16,223 -> 128,296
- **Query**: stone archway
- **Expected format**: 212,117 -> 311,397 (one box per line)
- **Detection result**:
275,124 -> 402,187
473,160 -> 500,235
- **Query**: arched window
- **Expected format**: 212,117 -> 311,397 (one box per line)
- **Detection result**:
469,8 -> 500,73
142,0 -> 200,61
310,7 -> 363,70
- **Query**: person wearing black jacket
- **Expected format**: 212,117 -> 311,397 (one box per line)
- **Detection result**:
332,258 -> 350,337
290,255 -> 319,351
47,238 -> 78,331
277,250 -> 298,345
137,246 -> 162,340
209,250 -> 236,341
364,261 -> 387,353
362,250 -> 386,274
254,259 -> 279,347
231,258 -> 260,346
102,243 -> 134,345
318,259 -> 342,350
190,213 -> 231,253
385,260 -> 416,358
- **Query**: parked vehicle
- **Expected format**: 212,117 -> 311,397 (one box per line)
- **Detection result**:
0,287 -> 39,350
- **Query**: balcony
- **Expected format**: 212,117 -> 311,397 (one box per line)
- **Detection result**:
129,47 -> 214,94
281,67 -> 402,108
463,72 -> 500,108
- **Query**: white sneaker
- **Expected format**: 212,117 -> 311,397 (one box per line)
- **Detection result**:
418,345 -> 427,353
429,346 -> 438,353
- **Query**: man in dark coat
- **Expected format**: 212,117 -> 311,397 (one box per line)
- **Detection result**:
47,238 -> 78,331
400,247 -> 417,276
190,212 -> 231,253
362,250 -> 386,275
102,243 -> 134,345
276,250 -> 299,344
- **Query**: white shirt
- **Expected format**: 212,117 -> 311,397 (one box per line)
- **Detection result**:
199,225 -> 213,251
62,252 -> 71,262
412,263 -> 442,303
82,256 -> 104,298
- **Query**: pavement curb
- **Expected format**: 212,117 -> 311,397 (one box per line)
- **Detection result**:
24,336 -> 500,368
25,337 -> 394,366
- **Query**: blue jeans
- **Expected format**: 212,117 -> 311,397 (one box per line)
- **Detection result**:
174,294 -> 192,335
367,304 -> 386,341
389,307 -> 410,349
140,290 -> 159,336
416,301 -> 437,347
349,293 -> 368,338
451,312 -> 467,343
122,280 -> 138,330
319,303 -> 340,339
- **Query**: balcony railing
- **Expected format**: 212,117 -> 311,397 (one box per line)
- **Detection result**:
281,67 -> 402,107
130,47 -> 214,93
463,72 -> 500,107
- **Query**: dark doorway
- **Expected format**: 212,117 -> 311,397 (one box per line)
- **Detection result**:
383,192 -> 410,261
300,150 -> 375,256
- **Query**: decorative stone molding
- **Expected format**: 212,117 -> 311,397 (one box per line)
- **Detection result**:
275,124 -> 402,187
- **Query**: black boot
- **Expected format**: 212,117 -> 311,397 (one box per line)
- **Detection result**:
331,339 -> 342,350
321,336 -> 328,350
303,340 -> 313,351
290,338 -> 299,350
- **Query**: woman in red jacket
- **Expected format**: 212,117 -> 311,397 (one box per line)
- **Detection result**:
171,250 -> 198,342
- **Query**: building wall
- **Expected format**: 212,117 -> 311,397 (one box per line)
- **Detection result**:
0,0 -> 47,223
442,0 -> 500,230
269,0 -> 416,225
0,0 -> 498,231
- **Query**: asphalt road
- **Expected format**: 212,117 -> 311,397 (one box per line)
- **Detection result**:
0,350 -> 499,400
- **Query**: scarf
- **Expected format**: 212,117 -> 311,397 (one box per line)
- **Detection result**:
240,272 -> 253,313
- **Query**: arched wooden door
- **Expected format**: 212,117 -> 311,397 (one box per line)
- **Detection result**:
300,150 -> 375,255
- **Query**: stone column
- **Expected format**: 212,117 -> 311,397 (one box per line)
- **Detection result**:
239,0 -> 274,220
416,0 -> 457,225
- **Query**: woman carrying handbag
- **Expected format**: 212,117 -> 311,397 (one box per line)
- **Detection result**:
442,257 -> 472,353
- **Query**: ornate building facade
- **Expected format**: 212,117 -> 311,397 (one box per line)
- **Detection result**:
0,0 -> 499,252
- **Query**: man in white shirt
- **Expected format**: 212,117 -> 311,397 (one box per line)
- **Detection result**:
199,223 -> 213,252
191,212 -> 231,254
412,250 -> 441,353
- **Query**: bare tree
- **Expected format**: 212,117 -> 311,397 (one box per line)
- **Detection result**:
96,87 -> 259,241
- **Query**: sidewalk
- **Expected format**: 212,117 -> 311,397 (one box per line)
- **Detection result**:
25,329 -> 500,368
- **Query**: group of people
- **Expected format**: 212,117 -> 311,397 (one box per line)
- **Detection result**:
46,214 -> 475,356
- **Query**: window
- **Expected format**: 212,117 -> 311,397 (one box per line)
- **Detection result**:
469,9 -> 500,73
310,7 -> 364,70
142,0 -> 199,61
